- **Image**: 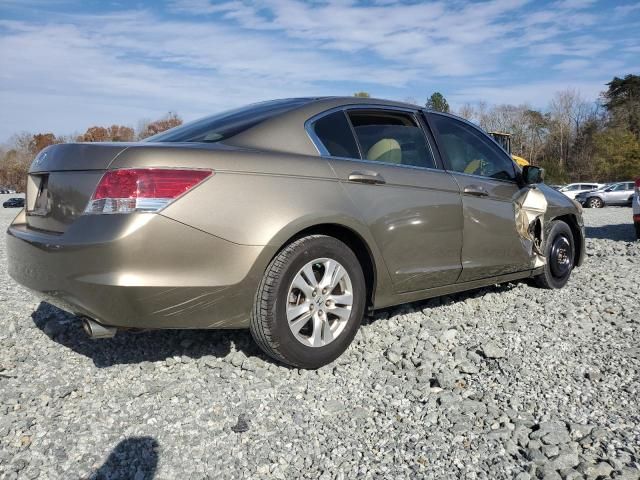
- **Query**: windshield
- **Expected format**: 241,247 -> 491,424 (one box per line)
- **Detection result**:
146,98 -> 313,143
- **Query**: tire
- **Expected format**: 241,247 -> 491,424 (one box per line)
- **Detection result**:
635,222 -> 640,240
250,235 -> 366,369
587,197 -> 603,208
534,220 -> 575,289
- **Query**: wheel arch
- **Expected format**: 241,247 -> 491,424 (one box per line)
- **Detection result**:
587,194 -> 604,205
268,222 -> 383,310
551,213 -> 584,267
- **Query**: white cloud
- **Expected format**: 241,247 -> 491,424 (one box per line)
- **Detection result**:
0,0 -> 637,140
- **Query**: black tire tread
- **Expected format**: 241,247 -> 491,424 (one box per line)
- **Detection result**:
250,236 -> 317,365
250,234 -> 360,368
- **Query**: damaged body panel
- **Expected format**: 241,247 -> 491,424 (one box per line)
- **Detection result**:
514,186 -> 548,268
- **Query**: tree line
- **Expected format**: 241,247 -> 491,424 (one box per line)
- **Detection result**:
0,113 -> 182,192
1,76 -> 638,192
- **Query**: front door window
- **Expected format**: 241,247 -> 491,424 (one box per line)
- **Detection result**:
428,114 -> 517,181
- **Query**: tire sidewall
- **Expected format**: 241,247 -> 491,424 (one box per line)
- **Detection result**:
269,237 -> 366,369
543,221 -> 575,289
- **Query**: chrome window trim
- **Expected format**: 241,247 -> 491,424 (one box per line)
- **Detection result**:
304,104 -> 441,172
324,155 -> 447,175
448,170 -> 521,186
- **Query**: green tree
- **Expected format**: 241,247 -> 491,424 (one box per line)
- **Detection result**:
353,91 -> 371,98
425,92 -> 450,113
593,128 -> 640,181
602,74 -> 640,138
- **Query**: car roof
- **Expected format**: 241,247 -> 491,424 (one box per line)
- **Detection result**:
223,96 -> 443,156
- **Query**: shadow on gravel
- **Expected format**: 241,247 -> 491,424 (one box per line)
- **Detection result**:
585,223 -> 636,242
91,436 -> 158,480
33,281 -> 523,368
31,302 -> 271,368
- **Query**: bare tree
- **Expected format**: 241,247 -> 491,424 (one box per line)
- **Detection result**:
456,103 -> 477,122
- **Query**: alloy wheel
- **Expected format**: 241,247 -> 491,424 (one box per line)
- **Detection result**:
286,258 -> 353,347
588,197 -> 603,208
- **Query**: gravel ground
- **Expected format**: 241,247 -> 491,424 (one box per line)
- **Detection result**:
0,200 -> 639,480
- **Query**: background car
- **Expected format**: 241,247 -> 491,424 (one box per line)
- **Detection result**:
558,182 -> 604,199
634,179 -> 640,239
3,197 -> 24,208
576,181 -> 636,207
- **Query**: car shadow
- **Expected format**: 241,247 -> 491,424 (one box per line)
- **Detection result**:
585,224 -> 636,242
31,302 -> 271,368
90,436 -> 158,480
33,281 -> 523,369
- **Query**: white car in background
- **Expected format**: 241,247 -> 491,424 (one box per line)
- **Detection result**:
634,179 -> 640,240
558,182 -> 605,200
575,181 -> 636,208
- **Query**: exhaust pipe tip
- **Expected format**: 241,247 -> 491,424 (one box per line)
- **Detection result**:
82,318 -> 117,339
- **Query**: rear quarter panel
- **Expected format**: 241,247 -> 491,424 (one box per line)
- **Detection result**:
113,145 -> 396,305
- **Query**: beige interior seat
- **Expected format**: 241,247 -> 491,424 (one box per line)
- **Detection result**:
367,138 -> 401,164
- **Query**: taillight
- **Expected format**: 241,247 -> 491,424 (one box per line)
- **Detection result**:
635,178 -> 640,195
85,168 -> 212,214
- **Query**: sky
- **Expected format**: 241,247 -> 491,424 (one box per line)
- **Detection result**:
0,0 -> 639,142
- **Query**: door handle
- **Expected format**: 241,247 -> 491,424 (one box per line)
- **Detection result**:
348,172 -> 386,185
463,185 -> 489,197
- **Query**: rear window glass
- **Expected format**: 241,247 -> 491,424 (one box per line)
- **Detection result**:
146,98 -> 312,143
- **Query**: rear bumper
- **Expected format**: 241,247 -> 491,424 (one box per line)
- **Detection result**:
7,210 -> 271,329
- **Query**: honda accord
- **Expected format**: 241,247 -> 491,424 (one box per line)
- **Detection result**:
7,97 -> 585,368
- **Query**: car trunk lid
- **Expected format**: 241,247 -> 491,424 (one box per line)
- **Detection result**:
26,143 -> 130,233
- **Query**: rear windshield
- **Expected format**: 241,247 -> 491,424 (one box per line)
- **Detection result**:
147,98 -> 313,143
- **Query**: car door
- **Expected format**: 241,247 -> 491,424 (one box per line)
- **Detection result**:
604,183 -> 627,204
426,112 -> 533,282
307,107 -> 463,293
626,183 -> 636,203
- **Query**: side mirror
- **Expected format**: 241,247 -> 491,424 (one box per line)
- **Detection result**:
522,165 -> 545,185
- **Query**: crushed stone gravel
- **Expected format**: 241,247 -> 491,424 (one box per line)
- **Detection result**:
0,199 -> 638,479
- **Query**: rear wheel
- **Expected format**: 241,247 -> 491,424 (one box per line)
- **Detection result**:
588,197 -> 604,208
635,222 -> 640,240
534,220 -> 575,289
250,235 -> 366,369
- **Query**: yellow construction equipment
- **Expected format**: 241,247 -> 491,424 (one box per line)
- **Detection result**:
488,132 -> 530,167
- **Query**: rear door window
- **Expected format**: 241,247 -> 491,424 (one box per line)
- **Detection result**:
346,110 -> 436,169
311,111 -> 360,158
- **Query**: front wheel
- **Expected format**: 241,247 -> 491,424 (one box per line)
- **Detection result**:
250,235 -> 366,369
534,220 -> 575,289
588,197 -> 604,208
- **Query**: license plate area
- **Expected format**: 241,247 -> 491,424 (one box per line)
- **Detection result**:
27,174 -> 49,215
